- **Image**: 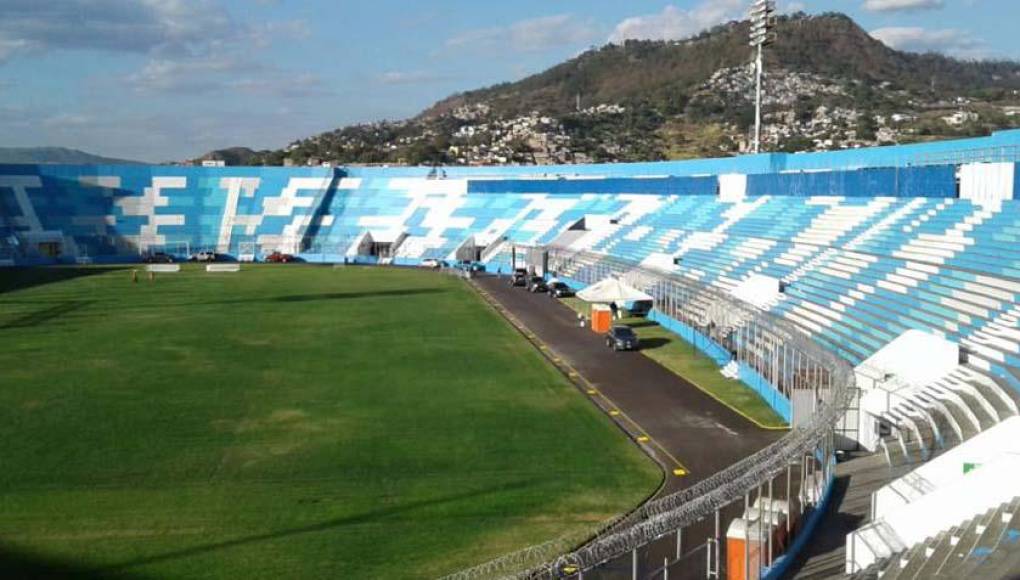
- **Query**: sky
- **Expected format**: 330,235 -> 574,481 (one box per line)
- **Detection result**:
0,0 -> 1009,161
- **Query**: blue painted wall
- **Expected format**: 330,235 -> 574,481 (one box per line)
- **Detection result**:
468,175 -> 718,196
746,165 -> 957,198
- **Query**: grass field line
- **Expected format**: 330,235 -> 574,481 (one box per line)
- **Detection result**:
469,283 -> 689,479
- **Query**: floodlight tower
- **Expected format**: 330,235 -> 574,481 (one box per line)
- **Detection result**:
749,0 -> 776,154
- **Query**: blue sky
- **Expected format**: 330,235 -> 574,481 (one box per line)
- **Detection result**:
0,0 -> 1008,161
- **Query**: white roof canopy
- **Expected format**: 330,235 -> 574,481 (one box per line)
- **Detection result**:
576,277 -> 653,303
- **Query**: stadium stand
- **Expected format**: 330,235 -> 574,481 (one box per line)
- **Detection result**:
4,130 -> 1020,579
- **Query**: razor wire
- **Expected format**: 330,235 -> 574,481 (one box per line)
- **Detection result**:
442,247 -> 856,580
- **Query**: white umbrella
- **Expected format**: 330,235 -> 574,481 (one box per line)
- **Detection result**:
576,277 -> 653,303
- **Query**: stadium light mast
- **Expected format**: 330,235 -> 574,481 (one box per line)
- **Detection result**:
749,0 -> 776,154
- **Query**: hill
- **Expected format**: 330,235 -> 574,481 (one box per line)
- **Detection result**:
0,146 -> 144,165
195,146 -> 264,166
236,12 -> 1020,166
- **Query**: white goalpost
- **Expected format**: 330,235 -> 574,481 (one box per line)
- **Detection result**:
138,237 -> 191,260
238,240 -> 257,262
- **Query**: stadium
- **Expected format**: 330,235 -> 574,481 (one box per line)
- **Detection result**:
3,125 -> 1020,580
4,0 -> 1020,578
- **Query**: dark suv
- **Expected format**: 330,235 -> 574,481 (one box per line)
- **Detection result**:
548,281 -> 574,298
606,325 -> 639,351
143,252 -> 174,263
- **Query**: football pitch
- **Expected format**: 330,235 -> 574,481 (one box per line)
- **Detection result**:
0,265 -> 660,579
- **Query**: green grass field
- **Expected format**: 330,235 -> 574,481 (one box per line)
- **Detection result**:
0,265 -> 660,579
560,298 -> 787,429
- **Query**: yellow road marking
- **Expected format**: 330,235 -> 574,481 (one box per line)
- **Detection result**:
467,279 -> 691,477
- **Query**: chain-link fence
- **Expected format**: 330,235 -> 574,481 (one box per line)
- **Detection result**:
444,247 -> 856,580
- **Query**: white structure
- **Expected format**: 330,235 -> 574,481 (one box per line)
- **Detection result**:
145,264 -> 180,273
853,330 -> 959,452
959,162 -> 1015,204
731,273 -> 782,310
206,263 -> 241,272
718,173 -> 748,201
577,277 -> 653,304
846,417 -> 1020,573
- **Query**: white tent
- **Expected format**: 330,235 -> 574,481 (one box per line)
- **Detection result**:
576,277 -> 653,303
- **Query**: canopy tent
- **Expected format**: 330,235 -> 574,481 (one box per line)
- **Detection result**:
576,277 -> 653,303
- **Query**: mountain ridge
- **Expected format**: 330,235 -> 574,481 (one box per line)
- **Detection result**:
0,146 -> 144,165
200,12 -> 1020,166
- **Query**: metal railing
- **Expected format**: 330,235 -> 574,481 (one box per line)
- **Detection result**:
913,143 -> 1020,168
444,247 -> 855,580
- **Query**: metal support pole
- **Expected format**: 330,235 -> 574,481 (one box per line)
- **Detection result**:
633,548 -> 639,580
715,509 -> 721,577
767,478 -> 774,567
676,526 -> 683,560
664,557 -> 669,580
744,492 -> 751,580
758,483 -> 765,576
786,464 -> 792,536
706,537 -> 712,579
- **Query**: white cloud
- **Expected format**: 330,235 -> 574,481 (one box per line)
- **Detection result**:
780,1 -> 807,14
41,112 -> 95,128
609,1 -> 746,44
377,71 -> 452,85
0,0 -> 309,63
445,14 -> 598,53
862,0 -> 944,12
870,26 -> 989,58
126,56 -> 331,98
0,0 -> 234,61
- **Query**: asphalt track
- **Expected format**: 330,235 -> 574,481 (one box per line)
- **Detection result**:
473,274 -> 785,578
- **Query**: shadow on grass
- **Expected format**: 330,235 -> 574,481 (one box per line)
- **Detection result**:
626,320 -> 658,329
0,543 -> 150,580
0,267 -> 126,295
104,479 -> 539,573
0,300 -> 95,330
636,337 -> 671,351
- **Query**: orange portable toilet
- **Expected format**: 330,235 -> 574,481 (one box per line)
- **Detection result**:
726,517 -> 769,580
591,304 -> 612,334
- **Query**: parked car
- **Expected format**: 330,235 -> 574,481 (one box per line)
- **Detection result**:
420,258 -> 443,269
510,270 -> 528,287
627,300 -> 653,318
528,276 -> 548,293
190,251 -> 218,262
265,251 -> 295,263
606,325 -> 639,351
548,281 -> 574,298
457,260 -> 485,272
143,252 -> 174,263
